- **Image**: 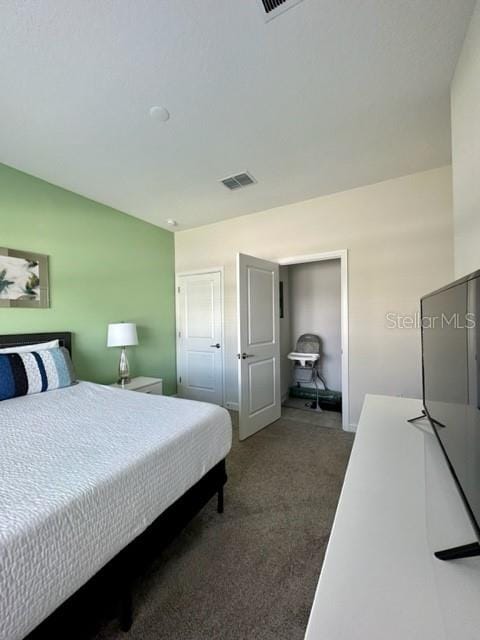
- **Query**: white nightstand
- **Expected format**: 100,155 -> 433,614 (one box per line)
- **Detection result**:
110,376 -> 163,395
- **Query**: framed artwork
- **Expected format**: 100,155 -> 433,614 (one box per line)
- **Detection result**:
0,247 -> 50,308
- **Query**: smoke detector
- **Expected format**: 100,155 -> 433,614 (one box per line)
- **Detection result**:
258,0 -> 305,22
149,105 -> 170,122
220,172 -> 257,191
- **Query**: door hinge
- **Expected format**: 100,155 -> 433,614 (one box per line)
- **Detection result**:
177,286 -> 180,293
178,331 -> 181,338
179,376 -> 182,383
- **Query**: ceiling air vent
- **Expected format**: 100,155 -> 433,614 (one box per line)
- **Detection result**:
259,0 -> 305,21
220,172 -> 257,191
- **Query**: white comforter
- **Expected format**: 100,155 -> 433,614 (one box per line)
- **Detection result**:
0,382 -> 232,640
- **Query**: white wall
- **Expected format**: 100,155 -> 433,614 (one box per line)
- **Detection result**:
175,167 -> 453,427
288,260 -> 342,392
452,1 -> 480,277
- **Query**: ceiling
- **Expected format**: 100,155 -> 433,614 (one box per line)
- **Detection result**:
0,0 -> 475,231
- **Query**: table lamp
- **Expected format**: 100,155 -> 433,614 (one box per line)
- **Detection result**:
107,322 -> 138,385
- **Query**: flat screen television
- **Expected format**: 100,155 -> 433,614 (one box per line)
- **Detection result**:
421,269 -> 480,560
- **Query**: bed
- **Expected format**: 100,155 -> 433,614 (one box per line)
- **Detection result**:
0,332 -> 232,640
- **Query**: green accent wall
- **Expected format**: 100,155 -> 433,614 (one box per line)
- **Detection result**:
0,163 -> 176,393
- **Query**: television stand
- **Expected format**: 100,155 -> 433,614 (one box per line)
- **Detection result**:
304,395 -> 480,640
435,541 -> 480,561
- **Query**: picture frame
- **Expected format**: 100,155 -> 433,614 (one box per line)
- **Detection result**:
0,247 -> 50,308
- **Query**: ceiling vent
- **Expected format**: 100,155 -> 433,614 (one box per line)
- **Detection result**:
220,172 -> 257,191
259,0 -> 305,21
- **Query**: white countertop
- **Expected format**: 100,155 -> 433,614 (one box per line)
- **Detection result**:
304,394 -> 480,640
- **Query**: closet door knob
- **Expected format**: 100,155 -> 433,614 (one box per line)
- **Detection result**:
210,343 -> 221,348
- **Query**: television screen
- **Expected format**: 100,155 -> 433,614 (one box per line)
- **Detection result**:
422,273 -> 480,540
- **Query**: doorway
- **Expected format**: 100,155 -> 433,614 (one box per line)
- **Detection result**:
176,269 -> 225,406
278,251 -> 349,428
237,250 -> 349,439
280,258 -> 343,428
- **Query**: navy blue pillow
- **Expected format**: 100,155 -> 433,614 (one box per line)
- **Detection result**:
0,347 -> 75,401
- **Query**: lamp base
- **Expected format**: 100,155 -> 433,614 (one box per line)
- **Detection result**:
118,347 -> 131,386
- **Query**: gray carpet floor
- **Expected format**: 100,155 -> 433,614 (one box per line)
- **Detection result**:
93,413 -> 353,640
281,402 -> 343,429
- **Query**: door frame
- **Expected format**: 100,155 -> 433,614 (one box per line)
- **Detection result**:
175,267 -> 226,407
277,250 -> 351,431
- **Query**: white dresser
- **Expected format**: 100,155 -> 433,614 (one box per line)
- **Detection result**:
305,394 -> 480,640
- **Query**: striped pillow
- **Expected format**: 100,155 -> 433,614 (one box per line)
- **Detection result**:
0,347 -> 76,401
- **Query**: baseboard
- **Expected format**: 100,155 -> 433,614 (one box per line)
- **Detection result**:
344,423 -> 357,432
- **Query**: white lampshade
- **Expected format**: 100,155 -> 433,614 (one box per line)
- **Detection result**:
107,323 -> 138,348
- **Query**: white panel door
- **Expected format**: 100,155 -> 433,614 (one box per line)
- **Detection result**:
237,253 -> 281,440
177,271 -> 223,405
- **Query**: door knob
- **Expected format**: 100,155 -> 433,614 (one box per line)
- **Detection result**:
210,343 -> 221,349
237,352 -> 254,359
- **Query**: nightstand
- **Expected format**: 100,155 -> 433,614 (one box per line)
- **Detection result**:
110,376 -> 163,395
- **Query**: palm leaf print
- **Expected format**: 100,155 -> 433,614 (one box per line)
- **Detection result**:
0,268 -> 15,295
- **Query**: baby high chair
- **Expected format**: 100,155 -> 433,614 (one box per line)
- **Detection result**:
287,333 -> 328,410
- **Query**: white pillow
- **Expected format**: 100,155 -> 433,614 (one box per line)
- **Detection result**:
0,339 -> 60,354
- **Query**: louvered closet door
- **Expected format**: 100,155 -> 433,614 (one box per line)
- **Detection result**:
177,272 -> 223,405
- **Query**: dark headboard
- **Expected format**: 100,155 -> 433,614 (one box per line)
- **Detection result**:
0,332 -> 72,356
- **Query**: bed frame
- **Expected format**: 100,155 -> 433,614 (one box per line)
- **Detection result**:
0,332 -> 228,638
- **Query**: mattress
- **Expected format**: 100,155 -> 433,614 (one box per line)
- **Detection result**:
0,382 -> 232,640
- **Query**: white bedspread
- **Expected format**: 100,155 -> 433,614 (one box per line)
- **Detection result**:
0,382 -> 232,640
